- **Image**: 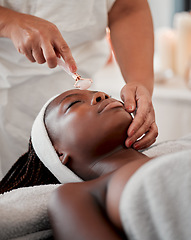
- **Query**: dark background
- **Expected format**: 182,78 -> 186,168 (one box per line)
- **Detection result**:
175,0 -> 191,12
184,0 -> 191,10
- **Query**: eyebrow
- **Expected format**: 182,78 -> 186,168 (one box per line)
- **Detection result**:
59,93 -> 82,105
58,91 -> 98,105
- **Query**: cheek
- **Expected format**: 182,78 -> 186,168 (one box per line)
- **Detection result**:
99,110 -> 132,133
57,110 -> 96,150
73,111 -> 130,153
94,110 -> 132,147
56,109 -> 132,156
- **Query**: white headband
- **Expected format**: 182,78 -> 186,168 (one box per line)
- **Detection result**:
31,95 -> 82,183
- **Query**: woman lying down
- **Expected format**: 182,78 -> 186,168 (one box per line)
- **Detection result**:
0,89 -> 154,239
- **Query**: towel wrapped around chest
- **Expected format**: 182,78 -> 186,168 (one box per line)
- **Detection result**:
119,149 -> 191,240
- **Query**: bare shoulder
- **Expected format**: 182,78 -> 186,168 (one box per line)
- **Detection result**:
48,175 -> 120,240
106,157 -> 150,229
48,174 -> 112,216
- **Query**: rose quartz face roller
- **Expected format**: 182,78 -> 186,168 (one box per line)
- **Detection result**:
57,57 -> 93,90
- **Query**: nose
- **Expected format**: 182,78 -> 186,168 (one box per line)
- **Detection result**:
91,92 -> 110,105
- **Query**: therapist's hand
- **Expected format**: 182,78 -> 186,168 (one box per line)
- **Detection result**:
1,7 -> 76,71
121,83 -> 158,150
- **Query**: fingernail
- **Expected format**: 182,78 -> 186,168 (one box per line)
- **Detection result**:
127,140 -> 133,148
133,143 -> 139,149
127,105 -> 134,111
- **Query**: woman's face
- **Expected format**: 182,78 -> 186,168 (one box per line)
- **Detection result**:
45,89 -> 132,163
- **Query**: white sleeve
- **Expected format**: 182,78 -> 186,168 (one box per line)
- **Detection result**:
107,0 -> 116,11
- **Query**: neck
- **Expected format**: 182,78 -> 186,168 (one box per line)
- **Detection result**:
87,147 -> 150,180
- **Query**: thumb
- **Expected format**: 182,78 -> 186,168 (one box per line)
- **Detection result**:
120,85 -> 136,113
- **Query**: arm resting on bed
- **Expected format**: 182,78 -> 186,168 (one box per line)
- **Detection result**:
48,182 -> 126,240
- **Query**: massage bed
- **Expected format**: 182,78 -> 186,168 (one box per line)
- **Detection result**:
0,133 -> 191,240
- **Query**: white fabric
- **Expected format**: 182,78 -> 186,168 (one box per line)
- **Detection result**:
0,0 -> 116,179
143,132 -> 191,157
31,95 -> 82,183
120,149 -> 191,240
0,184 -> 59,240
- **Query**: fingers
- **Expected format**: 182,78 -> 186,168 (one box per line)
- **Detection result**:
121,84 -> 136,112
127,93 -> 152,137
15,17 -> 77,70
122,83 -> 158,149
54,38 -> 77,72
125,109 -> 158,150
125,111 -> 151,147
18,46 -> 35,62
23,49 -> 36,63
41,42 -> 58,68
126,119 -> 158,150
34,36 -> 77,70
133,122 -> 158,150
32,47 -> 46,64
21,38 -> 77,70
125,103 -> 157,149
19,42 -> 56,67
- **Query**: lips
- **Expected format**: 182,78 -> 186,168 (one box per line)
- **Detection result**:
98,100 -> 124,114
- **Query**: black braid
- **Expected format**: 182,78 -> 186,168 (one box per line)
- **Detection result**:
0,139 -> 60,194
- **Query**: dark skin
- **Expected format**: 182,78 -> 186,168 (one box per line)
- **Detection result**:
45,89 -> 151,239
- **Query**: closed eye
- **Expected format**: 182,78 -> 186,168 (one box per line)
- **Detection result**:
67,100 -> 81,110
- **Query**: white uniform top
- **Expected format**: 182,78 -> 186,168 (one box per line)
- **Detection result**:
0,0 -> 116,178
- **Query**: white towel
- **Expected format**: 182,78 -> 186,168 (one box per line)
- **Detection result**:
0,184 -> 60,240
31,95 -> 82,183
143,133 -> 191,157
120,149 -> 191,240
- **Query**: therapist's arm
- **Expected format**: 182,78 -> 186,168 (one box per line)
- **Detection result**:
108,0 -> 158,150
0,6 -> 76,70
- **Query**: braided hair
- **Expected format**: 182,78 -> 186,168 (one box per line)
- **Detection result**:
0,139 -> 59,194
